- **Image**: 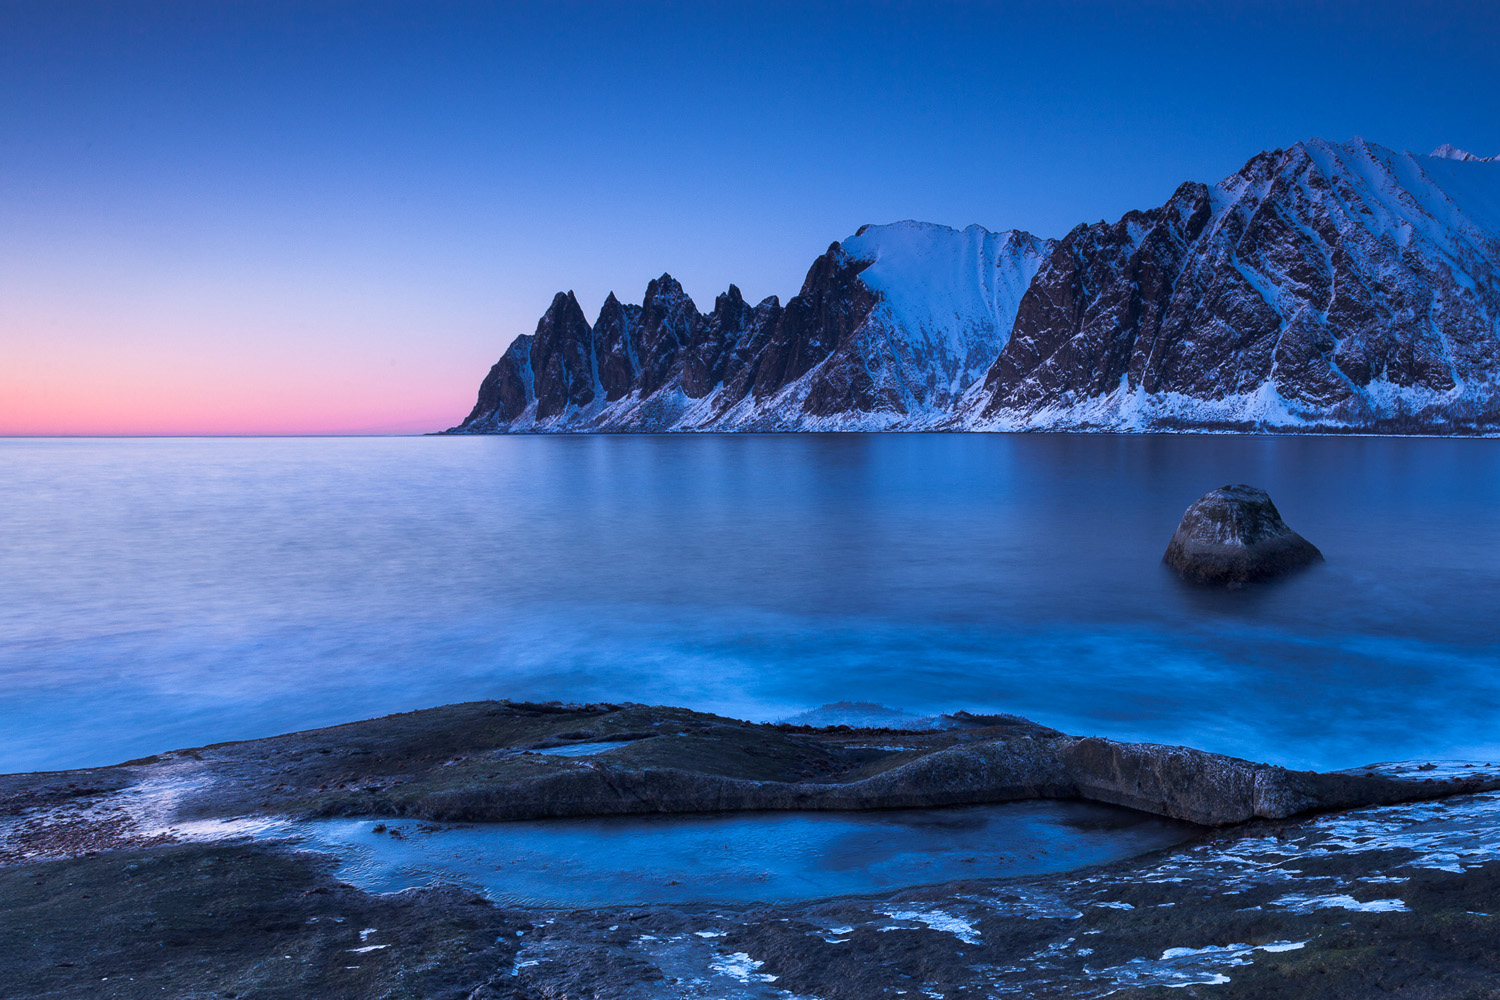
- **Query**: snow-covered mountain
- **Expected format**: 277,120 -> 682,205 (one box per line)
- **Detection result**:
449,139 -> 1500,435
452,222 -> 1049,432
962,138 -> 1500,432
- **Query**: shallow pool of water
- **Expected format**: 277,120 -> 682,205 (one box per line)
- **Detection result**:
528,740 -> 640,757
294,800 -> 1201,906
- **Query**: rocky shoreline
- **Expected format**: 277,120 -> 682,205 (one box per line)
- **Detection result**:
4,701 -> 1500,998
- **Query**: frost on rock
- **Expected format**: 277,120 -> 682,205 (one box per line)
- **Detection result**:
1092,941 -> 1309,992
1271,894 -> 1410,913
710,951 -> 779,983
879,908 -> 982,944
964,138 -> 1500,435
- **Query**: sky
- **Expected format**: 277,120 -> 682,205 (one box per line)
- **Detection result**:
2,1 -> 1498,435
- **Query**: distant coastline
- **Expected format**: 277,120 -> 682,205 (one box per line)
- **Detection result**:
450,141 -> 1500,438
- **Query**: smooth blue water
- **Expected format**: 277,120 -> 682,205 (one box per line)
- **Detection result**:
300,800 -> 1198,906
2,434 -> 1498,774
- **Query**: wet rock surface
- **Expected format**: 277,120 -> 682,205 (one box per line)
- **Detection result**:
6,791 -> 1500,997
4,703 -> 1500,997
2,702 -> 1487,844
1163,485 -> 1324,586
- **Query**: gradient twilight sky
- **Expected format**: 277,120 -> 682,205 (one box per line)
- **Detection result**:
3,2 -> 1498,435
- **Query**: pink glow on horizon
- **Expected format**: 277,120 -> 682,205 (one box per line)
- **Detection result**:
1,269 -> 521,435
1,379 -> 470,436
2,330 -> 501,437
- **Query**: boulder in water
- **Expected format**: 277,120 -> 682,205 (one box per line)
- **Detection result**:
1163,484 -> 1323,586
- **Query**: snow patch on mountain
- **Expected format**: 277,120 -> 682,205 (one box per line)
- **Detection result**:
843,221 -> 1045,374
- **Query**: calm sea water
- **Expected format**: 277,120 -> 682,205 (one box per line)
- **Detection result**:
2,434 -> 1498,774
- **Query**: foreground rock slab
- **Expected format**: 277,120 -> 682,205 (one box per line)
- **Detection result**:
5,786 -> 1500,998
1164,484 -> 1324,586
5,702 -> 1500,998
2,702 -> 1493,855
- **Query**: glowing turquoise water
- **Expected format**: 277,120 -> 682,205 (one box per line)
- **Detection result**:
3,434 -> 1498,773
297,800 -> 1199,906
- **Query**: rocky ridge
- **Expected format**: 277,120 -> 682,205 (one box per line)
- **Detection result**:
455,223 -> 1048,432
449,139 -> 1500,435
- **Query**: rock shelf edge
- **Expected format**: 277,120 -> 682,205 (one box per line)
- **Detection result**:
3,701 -> 1495,862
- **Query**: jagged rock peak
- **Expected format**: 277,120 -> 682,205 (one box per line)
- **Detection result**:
644,272 -> 691,303
1431,143 -> 1497,162
537,289 -> 589,330
529,289 -> 596,420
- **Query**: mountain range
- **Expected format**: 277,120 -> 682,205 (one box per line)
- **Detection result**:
448,138 -> 1500,434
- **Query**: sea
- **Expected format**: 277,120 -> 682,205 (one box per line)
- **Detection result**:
3,433 -> 1498,775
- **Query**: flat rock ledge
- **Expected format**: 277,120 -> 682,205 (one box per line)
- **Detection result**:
4,702 -> 1497,866
331,735 -> 1500,828
1164,483 -> 1323,585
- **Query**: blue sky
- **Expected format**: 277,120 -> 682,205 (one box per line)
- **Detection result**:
3,1 -> 1497,432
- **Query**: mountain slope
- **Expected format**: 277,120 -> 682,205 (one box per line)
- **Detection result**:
449,139 -> 1500,435
959,138 -> 1500,432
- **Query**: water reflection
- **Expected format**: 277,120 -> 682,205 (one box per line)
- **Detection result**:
1,434 -> 1497,772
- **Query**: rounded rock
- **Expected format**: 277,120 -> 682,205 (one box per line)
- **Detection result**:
1163,484 -> 1323,586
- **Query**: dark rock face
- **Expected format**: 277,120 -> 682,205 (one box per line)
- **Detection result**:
636,275 -> 702,398
447,242 -> 889,432
460,334 -> 533,426
1163,484 -> 1324,585
974,139 -> 1500,431
447,222 -> 1048,432
978,182 -> 1233,414
751,244 -> 880,404
528,292 -> 595,420
681,284 -> 750,398
592,292 -> 641,402
448,140 -> 1500,434
713,293 -> 783,414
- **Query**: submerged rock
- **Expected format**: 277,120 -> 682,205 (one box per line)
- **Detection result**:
1164,484 -> 1323,586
